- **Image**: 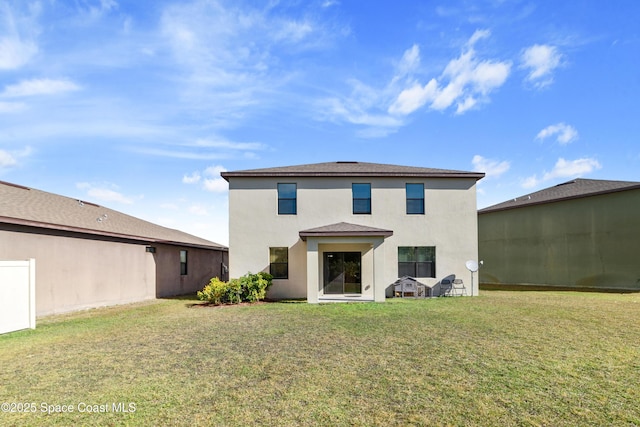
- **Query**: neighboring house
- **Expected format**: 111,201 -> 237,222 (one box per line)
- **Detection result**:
221,161 -> 484,302
478,178 -> 640,291
0,180 -> 228,316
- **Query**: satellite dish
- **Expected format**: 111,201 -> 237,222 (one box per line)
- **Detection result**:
465,260 -> 479,272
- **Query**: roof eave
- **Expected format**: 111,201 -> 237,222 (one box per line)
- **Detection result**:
0,216 -> 227,250
299,230 -> 393,241
479,185 -> 640,214
153,240 -> 228,251
222,171 -> 485,181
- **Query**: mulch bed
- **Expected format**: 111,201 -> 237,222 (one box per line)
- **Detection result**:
188,301 -> 269,309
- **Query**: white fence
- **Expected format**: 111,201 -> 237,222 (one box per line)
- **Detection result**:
0,259 -> 36,334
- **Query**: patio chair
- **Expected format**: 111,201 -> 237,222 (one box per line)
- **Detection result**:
439,279 -> 453,297
451,279 -> 467,296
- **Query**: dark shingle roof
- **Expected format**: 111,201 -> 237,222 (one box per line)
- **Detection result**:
221,161 -> 484,181
479,178 -> 640,214
0,180 -> 226,250
299,222 -> 393,240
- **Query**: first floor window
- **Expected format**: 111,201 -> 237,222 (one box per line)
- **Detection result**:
270,247 -> 288,279
398,246 -> 435,278
180,250 -> 188,275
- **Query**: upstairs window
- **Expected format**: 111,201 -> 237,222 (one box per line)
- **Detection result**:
270,247 -> 288,279
398,246 -> 435,278
278,183 -> 297,215
180,250 -> 188,275
352,183 -> 371,214
406,183 -> 425,214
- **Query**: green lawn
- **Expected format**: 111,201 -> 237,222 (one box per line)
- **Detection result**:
1,291 -> 639,426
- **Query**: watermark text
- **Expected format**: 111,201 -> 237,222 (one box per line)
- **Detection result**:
1,402 -> 136,414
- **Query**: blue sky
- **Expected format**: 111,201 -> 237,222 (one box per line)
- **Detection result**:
1,0 -> 639,245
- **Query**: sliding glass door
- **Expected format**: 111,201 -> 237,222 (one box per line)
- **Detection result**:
323,252 -> 361,294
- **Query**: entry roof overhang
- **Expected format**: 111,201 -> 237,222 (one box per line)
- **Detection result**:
299,222 -> 393,241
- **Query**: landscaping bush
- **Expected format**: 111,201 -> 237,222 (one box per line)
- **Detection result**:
197,277 -> 228,305
197,272 -> 273,305
225,278 -> 242,304
240,272 -> 273,302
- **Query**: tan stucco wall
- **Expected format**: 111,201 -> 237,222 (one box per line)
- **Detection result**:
154,244 -> 228,297
1,226 -> 228,315
478,189 -> 640,290
228,176 -> 480,300
0,227 -> 156,316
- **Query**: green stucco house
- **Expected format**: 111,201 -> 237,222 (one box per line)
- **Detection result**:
478,178 -> 640,291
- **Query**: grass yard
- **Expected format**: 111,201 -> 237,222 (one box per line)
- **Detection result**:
1,291 -> 639,426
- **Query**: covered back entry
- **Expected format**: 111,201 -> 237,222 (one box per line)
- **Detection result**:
323,252 -> 361,294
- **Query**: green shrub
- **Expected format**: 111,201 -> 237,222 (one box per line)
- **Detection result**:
197,272 -> 273,305
197,277 -> 228,305
240,272 -> 273,302
225,278 -> 242,304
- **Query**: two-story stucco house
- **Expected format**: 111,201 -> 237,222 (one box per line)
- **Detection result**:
221,161 -> 484,303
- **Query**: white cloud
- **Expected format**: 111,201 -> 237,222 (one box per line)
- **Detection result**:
0,150 -> 17,168
472,155 -> 510,179
542,157 -> 601,180
388,29 -> 511,116
203,178 -> 227,192
395,44 -> 421,78
536,123 -> 578,144
159,0 -> 332,125
388,80 -> 438,116
182,171 -> 201,184
182,164 -> 228,192
521,44 -> 563,89
202,165 -> 228,193
0,3 -> 40,70
521,157 -> 601,189
321,0 -> 339,7
323,32 -> 514,135
455,96 -> 477,113
142,137 -> 266,162
467,29 -> 491,46
76,182 -> 136,205
318,95 -> 403,134
2,79 -> 81,97
0,37 -> 38,70
91,0 -> 118,18
319,42 -> 434,137
0,146 -> 32,169
521,175 -> 539,189
435,52 -> 511,114
272,20 -> 314,43
204,165 -> 227,176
